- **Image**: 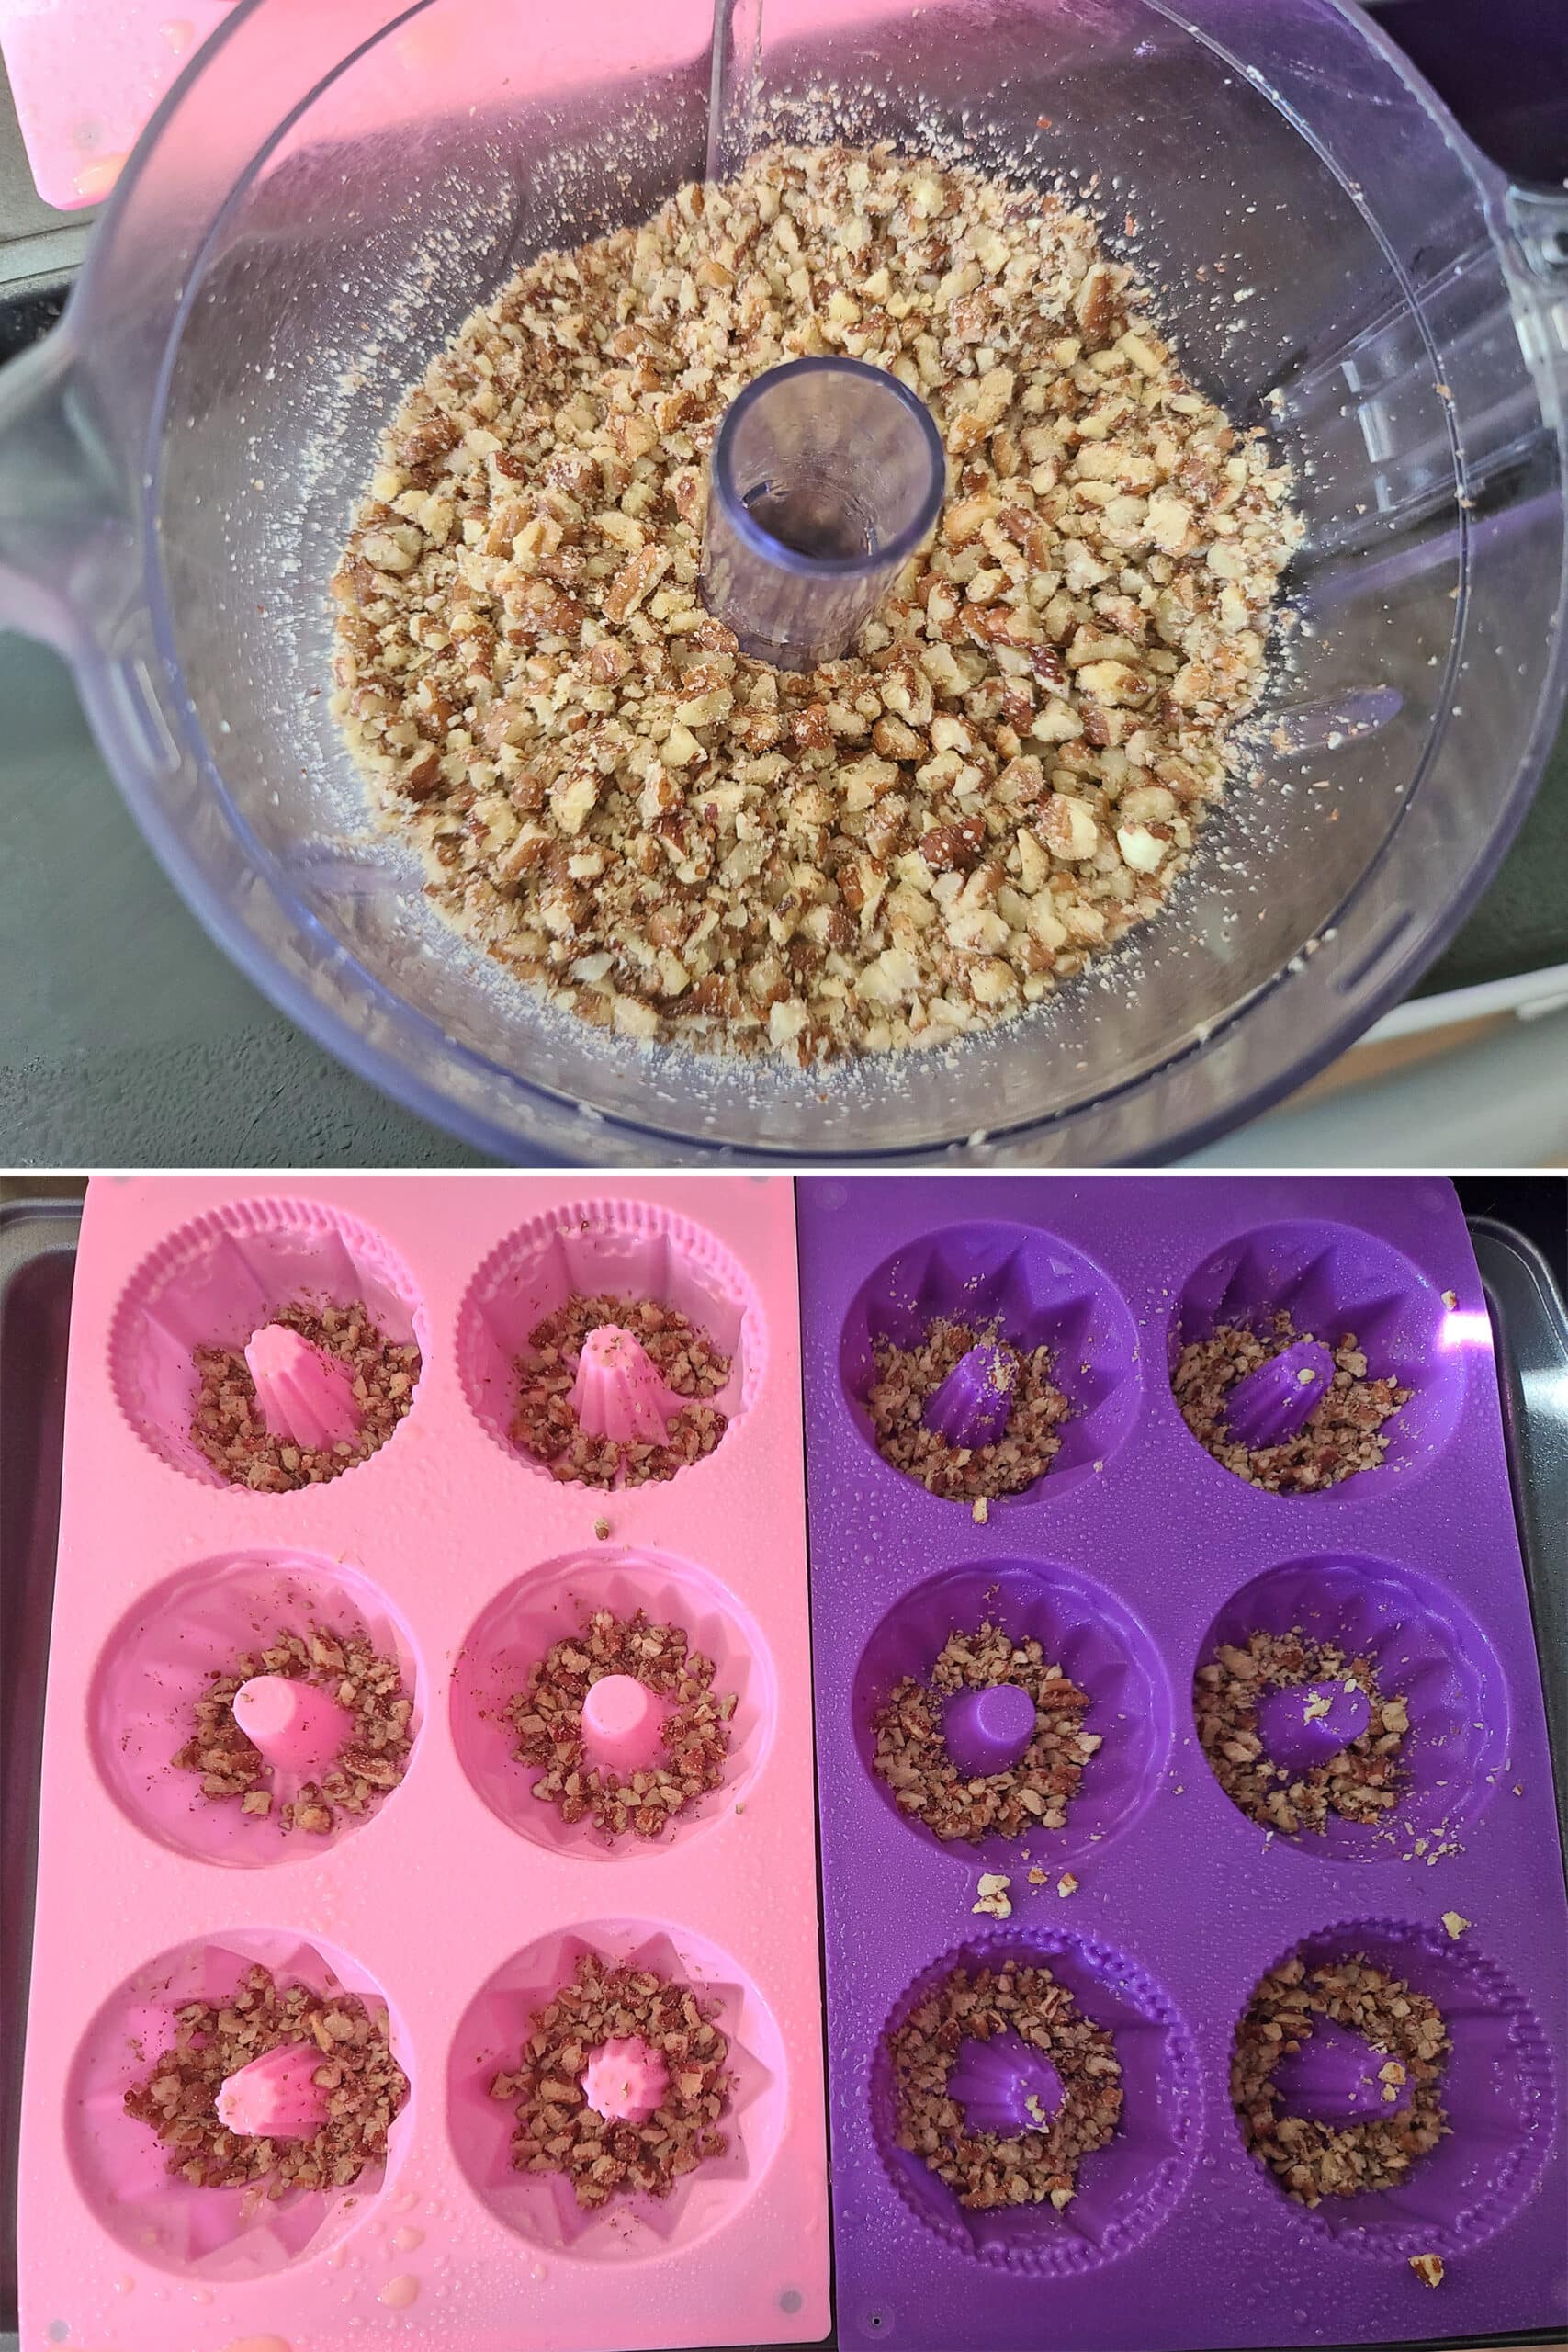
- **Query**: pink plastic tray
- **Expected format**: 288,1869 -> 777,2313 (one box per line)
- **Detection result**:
18,1175 -> 829,2352
0,1 -> 235,209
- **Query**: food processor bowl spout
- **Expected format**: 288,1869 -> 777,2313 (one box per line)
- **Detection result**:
0,331 -> 131,654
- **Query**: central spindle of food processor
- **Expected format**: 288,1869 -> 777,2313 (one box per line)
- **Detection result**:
700,357 -> 946,673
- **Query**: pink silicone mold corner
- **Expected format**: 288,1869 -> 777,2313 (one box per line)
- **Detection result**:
108,1195 -> 427,1487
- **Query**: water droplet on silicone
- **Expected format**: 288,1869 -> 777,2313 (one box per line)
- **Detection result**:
46,2326 -> 68,2346
529,2261 -> 548,2281
191,2289 -> 214,2307
222,2337 -> 291,2352
391,2188 -> 420,2213
378,2277 -> 419,2310
161,17 -> 196,50
391,2226 -> 423,2253
325,2245 -> 350,2269
113,2276 -> 135,2293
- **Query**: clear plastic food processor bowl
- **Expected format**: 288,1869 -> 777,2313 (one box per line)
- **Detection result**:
0,0 -> 1564,1164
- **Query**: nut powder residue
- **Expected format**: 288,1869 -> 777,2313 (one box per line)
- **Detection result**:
332,143 -> 1300,1063
124,1964 -> 408,2194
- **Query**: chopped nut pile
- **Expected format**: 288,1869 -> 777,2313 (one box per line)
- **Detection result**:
867,1318 -> 1070,1498
888,1962 -> 1122,2211
506,1607 -> 736,1839
874,1622 -> 1098,1841
332,142 -> 1300,1063
1194,1629 -> 1408,1837
1173,1313 -> 1410,1491
1232,1952 -> 1449,2205
124,1963 -> 408,2193
512,1288 -> 731,1487
173,1622 -> 415,1837
491,1951 -> 732,2207
191,1301 -> 420,1491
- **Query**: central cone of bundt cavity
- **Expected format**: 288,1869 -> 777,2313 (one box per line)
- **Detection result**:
570,1326 -> 680,1444
944,1681 -> 1037,1779
581,1672 -> 666,1772
581,2034 -> 670,2125
949,2030 -> 1064,2137
232,1673 -> 354,1775
1256,1679 -> 1372,1773
216,2039 -> 331,2139
1221,1339 -> 1336,1450
244,1322 -> 362,1451
1272,2015 -> 1412,2122
921,1340 -> 1018,1449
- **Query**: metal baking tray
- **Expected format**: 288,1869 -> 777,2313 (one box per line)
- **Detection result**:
0,1195 -> 1562,2352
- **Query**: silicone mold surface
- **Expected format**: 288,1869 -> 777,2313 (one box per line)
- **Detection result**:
21,1179 -> 829,2352
797,1176 -> 1567,2352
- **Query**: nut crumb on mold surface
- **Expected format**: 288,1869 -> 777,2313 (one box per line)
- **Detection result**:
1232,1952 -> 1449,2206
888,1962 -> 1122,2211
331,142 -> 1299,1067
867,1317 -> 1070,1498
124,1964 -> 407,2194
491,1951 -> 732,2207
512,1287 -> 731,1487
973,1872 -> 1013,1917
1441,1910 -> 1471,1939
1174,1312 -> 1409,1492
190,1301 -> 419,1491
874,1621 -> 1096,1843
172,1622 -> 414,1836
505,1605 -> 736,1839
1409,2253 -> 1445,2287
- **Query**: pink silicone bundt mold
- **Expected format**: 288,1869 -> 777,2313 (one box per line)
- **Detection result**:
447,1918 -> 786,2261
1194,1555 -> 1507,1860
90,1549 -> 423,1866
1168,1220 -> 1468,1492
449,1546 -> 775,1859
108,1197 -> 425,1486
65,1930 -> 409,2278
1231,1918 -> 1557,2261
839,1223 -> 1142,1508
852,1559 -> 1170,1872
871,1926 -> 1199,2276
457,1196 -> 763,1479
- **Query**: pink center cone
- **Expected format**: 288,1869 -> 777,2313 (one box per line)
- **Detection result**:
232,1673 -> 355,1776
569,1325 -> 681,1444
216,2040 -> 331,2139
581,1673 -> 666,1773
581,2035 -> 670,2125
244,1323 -> 362,1451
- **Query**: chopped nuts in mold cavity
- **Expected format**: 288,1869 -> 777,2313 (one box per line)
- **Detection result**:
108,1197 -> 426,1488
840,1222 -> 1142,1508
450,1547 -> 775,1857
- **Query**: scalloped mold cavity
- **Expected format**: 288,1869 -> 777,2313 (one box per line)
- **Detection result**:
839,1222 -> 1143,1507
1168,1220 -> 1468,1491
91,1550 -> 423,1866
109,1198 -> 425,1486
1194,1555 -> 1507,1860
65,1930 -> 409,2278
872,1926 -> 1199,2276
450,1547 -> 776,1858
447,1918 -> 786,2261
1233,1919 -> 1557,2260
852,1558 -> 1170,1871
457,1197 -> 763,1476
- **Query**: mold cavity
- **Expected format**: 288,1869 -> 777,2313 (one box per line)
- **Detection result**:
839,1222 -> 1142,1508
1192,1555 -> 1506,1860
872,1926 -> 1198,2275
66,1930 -> 410,2278
1168,1220 -> 1467,1494
109,1197 -> 425,1487
1230,1918 -> 1555,2260
450,1548 -> 774,1858
853,1559 -> 1169,1872
92,1550 -> 423,1867
447,1918 -> 785,2260
457,1197 -> 762,1484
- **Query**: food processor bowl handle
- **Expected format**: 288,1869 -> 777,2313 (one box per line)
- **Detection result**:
0,329 -> 130,655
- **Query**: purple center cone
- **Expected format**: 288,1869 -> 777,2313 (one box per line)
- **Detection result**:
944,1682 -> 1038,1778
1221,1340 -> 1336,1450
1272,2016 -> 1412,2122
922,1342 -> 1018,1450
948,2030 -> 1064,2137
1256,1679 -> 1372,1772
